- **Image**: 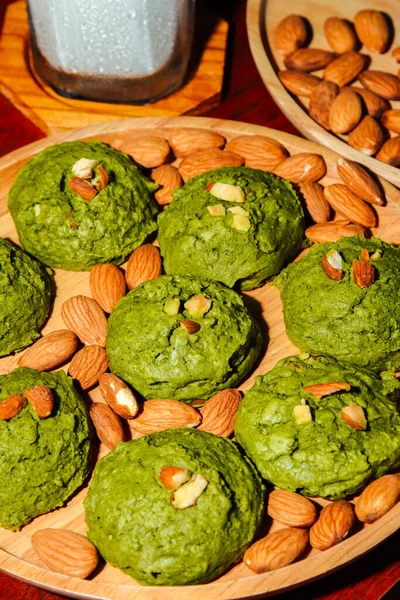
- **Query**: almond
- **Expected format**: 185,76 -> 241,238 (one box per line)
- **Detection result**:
337,158 -> 385,206
360,248 -> 370,262
321,255 -> 343,281
24,386 -> 54,419
129,399 -> 201,437
278,70 -> 321,97
179,149 -> 243,182
125,244 -> 162,290
324,18 -> 358,54
299,182 -> 331,223
352,260 -> 375,288
68,177 -> 97,202
125,135 -> 170,168
170,474 -> 208,509
0,393 -> 27,420
303,382 -> 350,398
324,184 -> 377,227
99,373 -> 138,419
180,319 -> 201,334
89,263 -> 126,313
93,165 -> 108,191
355,474 -> 400,523
310,501 -> 355,550
151,164 -> 183,206
392,46 -> 400,62
284,48 -> 336,72
381,110 -> 400,134
90,402 -> 125,450
323,51 -> 367,88
274,153 -> 326,183
244,528 -> 309,573
329,90 -> 362,134
207,182 -> 245,203
268,489 -> 318,527
197,389 -> 241,437
32,529 -> 98,579
305,220 -> 366,243
18,330 -> 79,371
168,128 -> 225,157
347,115 -> 384,156
340,402 -> 367,431
354,10 -> 391,54
159,466 -> 191,491
359,71 -> 400,101
343,87 -> 390,119
273,15 -> 309,56
68,345 -> 108,390
72,158 -> 98,179
61,295 -> 107,346
225,135 -> 289,172
376,136 -> 400,167
309,81 -> 339,130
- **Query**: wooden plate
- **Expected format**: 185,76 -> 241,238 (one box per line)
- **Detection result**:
247,0 -> 400,187
0,116 -> 399,600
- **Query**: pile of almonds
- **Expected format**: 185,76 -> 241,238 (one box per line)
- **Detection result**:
274,10 -> 400,167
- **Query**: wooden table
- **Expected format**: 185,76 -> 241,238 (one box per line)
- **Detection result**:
0,1 -> 398,599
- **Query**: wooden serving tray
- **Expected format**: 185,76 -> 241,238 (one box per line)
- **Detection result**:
0,116 -> 399,600
247,0 -> 400,187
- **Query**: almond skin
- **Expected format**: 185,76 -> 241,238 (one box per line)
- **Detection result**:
359,71 -> 400,101
343,87 -> 390,119
323,184 -> 377,228
355,474 -> 400,523
324,18 -> 358,54
18,330 -> 79,371
329,90 -> 362,134
0,393 -> 27,420
284,48 -> 336,72
129,399 -> 201,437
323,51 -> 367,88
274,153 -> 326,183
179,149 -> 243,182
299,182 -> 331,223
306,220 -> 366,243
354,10 -> 391,54
309,81 -> 339,130
68,178 -> 97,202
278,70 -> 321,97
125,135 -> 170,168
197,389 -> 241,437
347,115 -> 384,156
24,386 -> 54,419
168,128 -> 225,157
268,489 -> 318,527
244,528 -> 309,573
90,263 -> 126,313
381,110 -> 400,134
376,136 -> 400,167
90,402 -> 125,450
303,382 -> 350,398
61,295 -> 107,346
151,164 -> 183,206
99,373 -> 138,419
310,500 -> 355,551
337,158 -> 385,206
125,244 -> 162,290
225,135 -> 289,172
180,319 -> 201,334
32,529 -> 98,579
273,14 -> 309,56
352,260 -> 375,288
68,345 -> 108,390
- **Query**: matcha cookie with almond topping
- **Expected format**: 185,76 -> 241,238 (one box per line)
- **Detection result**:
158,166 -> 305,290
106,275 -> 262,401
8,141 -> 158,271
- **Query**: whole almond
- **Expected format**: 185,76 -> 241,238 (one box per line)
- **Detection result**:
329,90 -> 363,134
278,70 -> 321,97
343,87 -> 390,119
90,402 -> 125,450
125,244 -> 162,290
310,500 -> 355,550
303,382 -> 350,398
225,135 -> 289,172
268,489 -> 318,527
99,373 -> 138,419
324,18 -> 358,54
337,158 -> 385,206
347,115 -> 384,156
0,394 -> 27,420
168,128 -> 225,157
197,389 -> 241,437
89,263 -> 126,313
129,399 -> 201,437
324,52 -> 367,88
61,295 -> 107,346
284,48 -> 336,72
309,81 -> 339,130
381,110 -> 400,134
18,330 -> 79,371
324,184 -> 376,228
32,529 -> 98,579
359,71 -> 400,101
354,10 -> 391,54
125,135 -> 170,168
273,15 -> 309,56
244,528 -> 309,573
25,386 -> 54,419
352,260 -> 375,288
355,474 -> 400,523
68,178 -> 97,202
299,182 -> 331,223
274,153 -> 326,183
151,164 -> 183,206
68,345 -> 108,390
179,149 -> 243,182
306,220 -> 366,243
376,136 -> 400,167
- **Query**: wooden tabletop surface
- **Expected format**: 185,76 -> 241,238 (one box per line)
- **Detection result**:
0,1 -> 399,599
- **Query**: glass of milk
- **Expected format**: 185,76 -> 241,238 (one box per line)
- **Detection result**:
27,0 -> 195,104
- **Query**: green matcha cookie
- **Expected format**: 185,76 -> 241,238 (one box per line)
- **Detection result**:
8,141 -> 158,270
274,236 -> 400,371
235,354 -> 400,499
106,275 -> 262,401
84,428 -> 264,585
0,368 -> 92,530
0,238 -> 53,356
158,166 -> 305,290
